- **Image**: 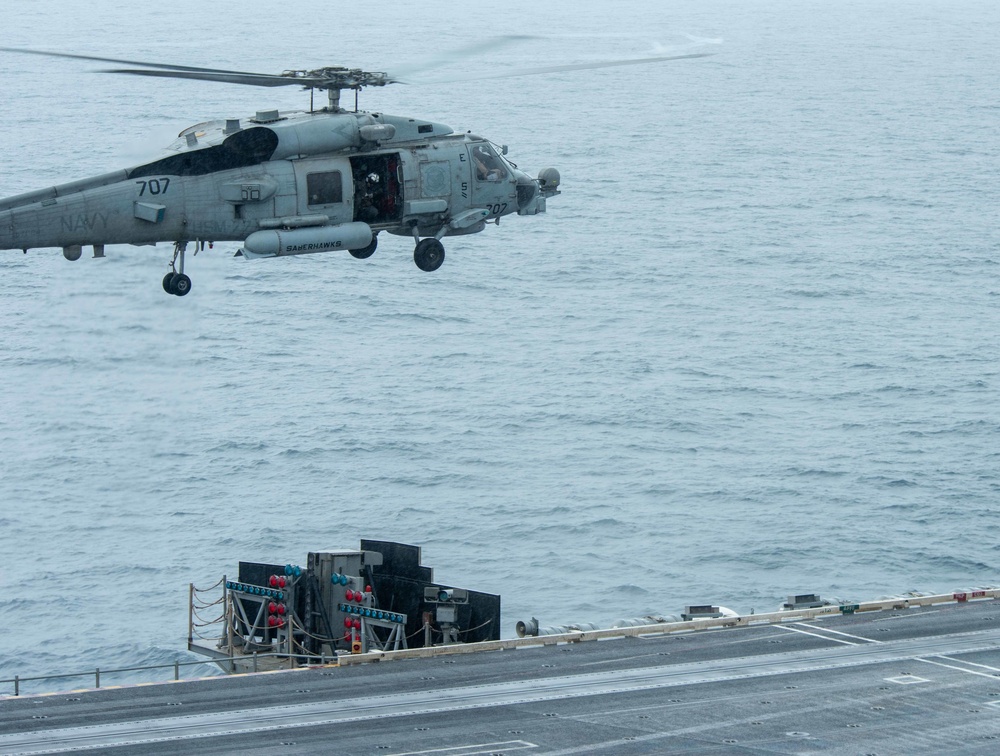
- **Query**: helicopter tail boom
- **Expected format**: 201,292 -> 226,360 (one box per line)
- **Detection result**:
0,177 -> 170,253
0,170 -> 130,215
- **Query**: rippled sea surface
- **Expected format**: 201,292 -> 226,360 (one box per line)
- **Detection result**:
1,1 -> 998,692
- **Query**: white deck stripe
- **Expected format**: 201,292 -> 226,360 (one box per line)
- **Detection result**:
777,624 -> 859,645
796,623 -> 884,644
935,655 -> 1000,673
915,657 -> 1000,680
388,741 -> 537,756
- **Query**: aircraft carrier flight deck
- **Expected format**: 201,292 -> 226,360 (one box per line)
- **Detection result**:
2,540 -> 998,754
3,598 -> 999,754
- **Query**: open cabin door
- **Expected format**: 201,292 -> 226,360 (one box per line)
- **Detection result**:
350,153 -> 403,226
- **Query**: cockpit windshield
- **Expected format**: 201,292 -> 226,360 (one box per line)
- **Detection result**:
471,143 -> 507,182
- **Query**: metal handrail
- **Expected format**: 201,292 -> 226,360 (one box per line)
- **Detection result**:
1,650 -> 336,697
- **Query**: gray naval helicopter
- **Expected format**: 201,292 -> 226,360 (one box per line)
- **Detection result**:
0,45 -> 711,296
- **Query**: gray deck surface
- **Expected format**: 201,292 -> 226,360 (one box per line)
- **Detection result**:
2,599 -> 999,754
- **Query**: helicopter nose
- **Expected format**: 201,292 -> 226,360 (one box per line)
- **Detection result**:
513,167 -> 560,216
513,170 -> 540,214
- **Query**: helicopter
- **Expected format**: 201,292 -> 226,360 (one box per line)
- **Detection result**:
0,44 -> 712,296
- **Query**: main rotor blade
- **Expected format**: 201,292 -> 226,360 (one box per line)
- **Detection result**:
101,68 -> 311,88
391,35 -> 535,79
0,44 -> 715,93
414,52 -> 716,84
0,46 -> 263,76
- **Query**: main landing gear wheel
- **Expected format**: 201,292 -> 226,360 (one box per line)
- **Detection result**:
349,236 -> 378,260
163,272 -> 177,294
413,238 -> 445,272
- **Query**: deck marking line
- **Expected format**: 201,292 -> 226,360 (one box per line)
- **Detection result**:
777,625 -> 858,646
387,740 -> 537,756
885,675 -> 930,684
916,657 -> 1000,680
796,623 -> 883,644
935,655 -> 1000,674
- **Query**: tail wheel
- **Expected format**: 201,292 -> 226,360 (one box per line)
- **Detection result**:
414,238 -> 445,272
163,242 -> 192,296
163,272 -> 192,296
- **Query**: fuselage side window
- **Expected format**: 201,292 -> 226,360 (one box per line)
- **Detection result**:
306,171 -> 343,206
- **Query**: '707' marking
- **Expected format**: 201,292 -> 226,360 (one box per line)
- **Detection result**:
136,178 -> 171,196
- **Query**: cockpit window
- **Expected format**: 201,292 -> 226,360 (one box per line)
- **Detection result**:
129,127 -> 279,179
471,144 -> 507,182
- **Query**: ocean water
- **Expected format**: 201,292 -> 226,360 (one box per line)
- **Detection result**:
1,0 -> 998,693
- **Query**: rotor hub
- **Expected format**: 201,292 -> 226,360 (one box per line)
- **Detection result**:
279,67 -> 392,91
